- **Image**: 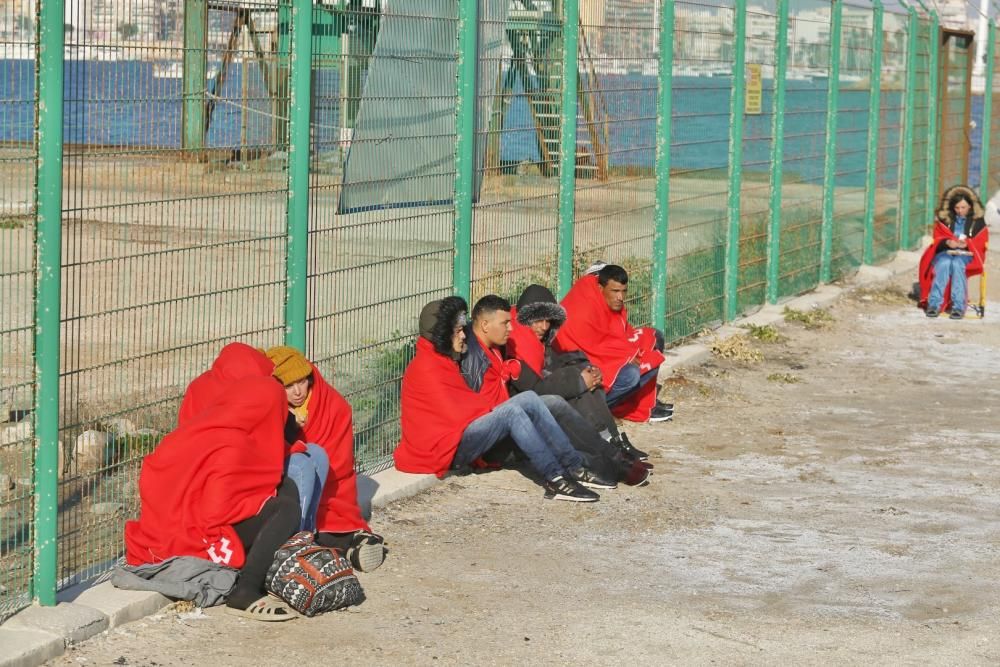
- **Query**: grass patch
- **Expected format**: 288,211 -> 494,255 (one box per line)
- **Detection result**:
709,334 -> 764,363
740,323 -> 787,343
783,306 -> 835,329
0,214 -> 31,230
852,285 -> 913,305
767,372 -> 800,384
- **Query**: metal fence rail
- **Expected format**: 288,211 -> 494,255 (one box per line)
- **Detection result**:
1,0 -> 995,621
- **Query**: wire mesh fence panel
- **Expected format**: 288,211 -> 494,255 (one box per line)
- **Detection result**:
736,1 -> 776,313
776,3 -> 828,297
937,30 -> 973,193
828,3 -> 871,281
573,0 -> 658,326
664,0 -> 734,340
871,10 -> 906,264
906,18 -> 933,246
990,30 -> 1000,199
308,2 -> 457,472
54,0 -> 288,591
0,2 -> 36,622
470,0 -> 559,305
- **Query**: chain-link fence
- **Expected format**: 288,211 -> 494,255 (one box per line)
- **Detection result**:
1,0 -> 995,621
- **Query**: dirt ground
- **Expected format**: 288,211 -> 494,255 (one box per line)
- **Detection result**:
47,258 -> 1000,666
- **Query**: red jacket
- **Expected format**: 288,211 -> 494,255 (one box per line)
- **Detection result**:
394,338 -> 495,477
125,375 -> 286,568
289,366 -> 371,534
554,275 -> 665,421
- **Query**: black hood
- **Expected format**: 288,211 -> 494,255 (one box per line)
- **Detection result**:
515,284 -> 566,329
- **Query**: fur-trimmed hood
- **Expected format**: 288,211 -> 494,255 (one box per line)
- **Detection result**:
515,284 -> 566,329
937,184 -> 985,223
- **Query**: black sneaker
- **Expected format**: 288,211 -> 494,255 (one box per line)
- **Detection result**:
569,466 -> 617,490
614,433 -> 649,462
649,403 -> 673,423
543,476 -> 599,502
926,307 -> 940,318
949,309 -> 964,320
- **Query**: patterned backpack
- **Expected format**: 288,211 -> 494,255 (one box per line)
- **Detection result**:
265,531 -> 366,616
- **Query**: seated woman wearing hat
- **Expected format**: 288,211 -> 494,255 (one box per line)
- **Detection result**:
265,346 -> 387,573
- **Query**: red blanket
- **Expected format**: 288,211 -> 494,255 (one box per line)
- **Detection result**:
293,366 -> 371,534
394,338 -> 495,477
918,221 -> 988,311
177,343 -> 275,426
472,333 -> 521,406
125,376 -> 287,568
506,307 -> 546,376
554,275 -> 665,422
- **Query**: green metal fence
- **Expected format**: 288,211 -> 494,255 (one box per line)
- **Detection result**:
0,0 -> 991,620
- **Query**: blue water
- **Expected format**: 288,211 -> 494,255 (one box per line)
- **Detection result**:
0,59 -> 984,189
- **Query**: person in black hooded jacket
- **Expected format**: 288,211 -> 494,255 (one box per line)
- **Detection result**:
503,285 -> 653,485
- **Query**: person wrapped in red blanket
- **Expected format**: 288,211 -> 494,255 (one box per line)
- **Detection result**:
507,284 -> 653,474
126,343 -> 300,620
264,346 -> 387,573
554,264 -> 672,423
394,296 -> 608,502
918,184 -> 989,319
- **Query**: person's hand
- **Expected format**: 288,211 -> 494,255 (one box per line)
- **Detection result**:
946,239 -> 959,249
958,239 -> 968,249
581,367 -> 601,391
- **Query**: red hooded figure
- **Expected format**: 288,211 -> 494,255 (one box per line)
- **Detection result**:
125,357 -> 286,568
918,185 -> 989,313
554,273 -> 665,421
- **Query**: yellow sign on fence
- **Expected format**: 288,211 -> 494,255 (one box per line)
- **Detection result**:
746,63 -> 763,115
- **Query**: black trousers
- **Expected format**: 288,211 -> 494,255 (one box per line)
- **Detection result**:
228,477 -> 301,609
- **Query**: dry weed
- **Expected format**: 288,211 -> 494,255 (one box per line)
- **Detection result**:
710,334 -> 764,363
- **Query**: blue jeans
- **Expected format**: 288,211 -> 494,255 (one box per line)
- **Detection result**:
928,252 -> 972,311
454,391 -> 584,481
284,443 -> 329,532
605,328 -> 664,406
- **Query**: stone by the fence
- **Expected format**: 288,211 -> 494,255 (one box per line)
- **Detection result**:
74,431 -> 110,473
89,502 -> 124,516
0,421 -> 32,446
103,418 -> 137,438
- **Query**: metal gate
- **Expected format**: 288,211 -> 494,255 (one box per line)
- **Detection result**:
937,28 -> 975,193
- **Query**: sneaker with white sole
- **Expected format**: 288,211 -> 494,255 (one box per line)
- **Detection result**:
569,466 -> 617,490
649,403 -> 673,423
543,476 -> 599,502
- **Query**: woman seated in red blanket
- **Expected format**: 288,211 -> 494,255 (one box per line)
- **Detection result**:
919,185 -> 989,319
126,343 -> 300,621
264,346 -> 387,573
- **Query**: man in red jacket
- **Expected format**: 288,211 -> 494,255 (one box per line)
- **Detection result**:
395,296 -> 611,502
265,346 -> 387,573
555,264 -> 672,423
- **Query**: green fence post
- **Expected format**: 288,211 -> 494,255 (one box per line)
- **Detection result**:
285,2 -> 312,349
557,0 -> 580,296
724,0 -> 747,321
898,3 -> 918,249
926,9 -> 940,215
820,0 -> 843,283
863,0 -> 884,264
765,0 -> 789,304
652,0 -> 676,328
980,19 -> 996,199
33,0 -> 66,607
454,0 -> 479,301
181,0 -> 207,151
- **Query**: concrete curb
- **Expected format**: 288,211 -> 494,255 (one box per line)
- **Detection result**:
0,253 -> 922,667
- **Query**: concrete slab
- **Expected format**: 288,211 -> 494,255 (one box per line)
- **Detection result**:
0,628 -> 64,667
70,583 -> 169,629
658,343 -> 712,377
852,264 -> 894,285
736,304 -> 786,328
3,602 -> 108,645
784,285 -> 843,312
368,468 -> 441,509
